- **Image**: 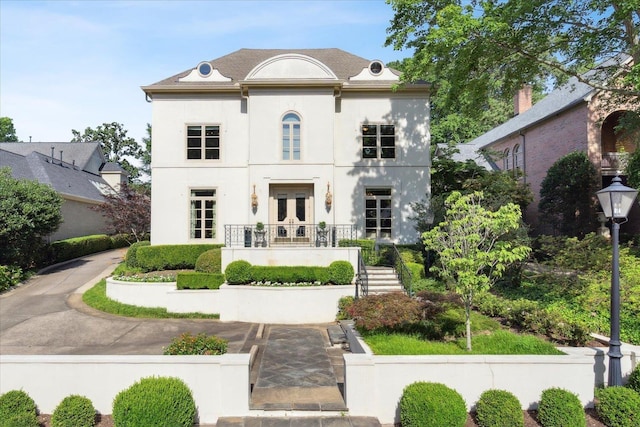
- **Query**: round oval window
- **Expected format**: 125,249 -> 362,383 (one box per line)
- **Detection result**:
369,61 -> 383,75
198,62 -> 212,77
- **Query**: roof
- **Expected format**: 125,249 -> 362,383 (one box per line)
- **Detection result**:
468,78 -> 595,149
142,48 -> 430,94
0,142 -> 105,174
0,148 -> 114,203
466,54 -> 632,149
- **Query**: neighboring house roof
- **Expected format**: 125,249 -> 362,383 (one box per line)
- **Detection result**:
0,148 -> 114,203
100,161 -> 127,173
466,54 -> 632,151
0,142 -> 106,175
436,143 -> 499,171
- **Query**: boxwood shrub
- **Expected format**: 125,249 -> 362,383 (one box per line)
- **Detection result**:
51,395 -> 95,427
163,332 -> 228,355
177,272 -> 225,289
628,364 -> 640,394
195,248 -> 222,273
125,240 -> 150,268
400,381 -> 467,427
135,244 -> 222,272
475,389 -> 523,427
537,388 -> 585,427
595,386 -> 640,427
328,261 -> 354,284
112,376 -> 196,427
0,390 -> 38,427
225,260 -> 253,284
250,265 -> 329,284
406,261 -> 425,282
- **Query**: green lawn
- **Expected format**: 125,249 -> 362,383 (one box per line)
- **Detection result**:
82,279 -> 218,319
362,329 -> 564,355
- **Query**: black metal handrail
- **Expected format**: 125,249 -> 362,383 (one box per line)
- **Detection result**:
390,243 -> 413,296
356,250 -> 368,298
224,224 -> 359,247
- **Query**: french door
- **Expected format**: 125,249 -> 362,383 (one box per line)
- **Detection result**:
269,185 -> 313,244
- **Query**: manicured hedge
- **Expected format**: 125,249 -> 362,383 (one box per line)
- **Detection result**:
595,386 -> 640,427
195,248 -> 222,273
51,395 -> 95,427
399,381 -> 467,427
125,241 -> 150,268
475,389 -> 523,427
537,388 -> 585,427
224,260 -> 354,285
0,390 -> 38,427
177,272 -> 225,289
135,244 -> 223,272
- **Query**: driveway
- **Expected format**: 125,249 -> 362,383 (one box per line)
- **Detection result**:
0,249 -> 255,355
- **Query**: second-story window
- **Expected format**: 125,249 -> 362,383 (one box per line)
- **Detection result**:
187,125 -> 220,160
513,144 -> 522,171
362,124 -> 395,159
503,148 -> 511,170
282,113 -> 301,160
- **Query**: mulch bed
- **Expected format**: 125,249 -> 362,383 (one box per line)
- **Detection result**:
38,409 -> 607,427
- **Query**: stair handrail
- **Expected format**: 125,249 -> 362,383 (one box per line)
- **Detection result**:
391,244 -> 413,296
356,250 -> 368,298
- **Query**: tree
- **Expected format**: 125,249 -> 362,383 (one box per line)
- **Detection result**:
386,0 -> 640,125
71,122 -> 142,181
0,117 -> 19,142
422,191 -> 531,351
92,183 -> 150,243
140,123 -> 152,179
412,147 -> 532,233
0,168 -> 63,267
539,151 -> 600,237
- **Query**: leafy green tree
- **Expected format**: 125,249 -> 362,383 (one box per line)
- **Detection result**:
539,151 -> 600,237
422,191 -> 531,351
140,123 -> 152,179
386,0 -> 640,124
71,122 -> 142,181
0,168 -> 63,267
627,149 -> 640,190
0,117 -> 19,142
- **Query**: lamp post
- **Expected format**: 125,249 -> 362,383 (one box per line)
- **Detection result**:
596,175 -> 638,387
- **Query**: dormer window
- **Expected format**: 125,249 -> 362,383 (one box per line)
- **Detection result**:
197,62 -> 212,77
369,61 -> 383,76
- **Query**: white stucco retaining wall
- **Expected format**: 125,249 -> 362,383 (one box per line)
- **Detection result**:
106,279 -> 355,324
218,283 -> 355,324
342,325 -> 639,425
0,354 -> 250,424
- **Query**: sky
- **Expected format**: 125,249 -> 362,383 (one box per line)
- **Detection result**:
0,0 -> 411,145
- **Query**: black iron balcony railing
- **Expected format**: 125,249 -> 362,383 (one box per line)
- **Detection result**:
224,224 -> 360,248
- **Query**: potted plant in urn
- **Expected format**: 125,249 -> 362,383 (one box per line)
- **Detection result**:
317,221 -> 329,247
254,222 -> 266,247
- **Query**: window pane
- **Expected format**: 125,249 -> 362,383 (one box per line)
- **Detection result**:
362,137 -> 377,147
205,126 -> 219,136
187,126 -> 202,137
296,196 -> 305,221
363,147 -> 377,158
380,125 -> 394,135
365,199 -> 377,208
278,197 -> 287,221
381,148 -> 395,158
362,125 -> 376,136
380,136 -> 395,146
187,149 -> 201,159
367,188 -> 391,197
380,199 -> 391,208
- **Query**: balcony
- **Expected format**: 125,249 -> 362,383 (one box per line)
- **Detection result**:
601,152 -> 630,175
224,224 -> 361,248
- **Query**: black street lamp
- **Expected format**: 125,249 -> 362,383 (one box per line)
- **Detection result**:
596,175 -> 638,387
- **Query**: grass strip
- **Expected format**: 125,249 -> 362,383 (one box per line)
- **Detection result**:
363,330 -> 564,355
82,279 -> 219,319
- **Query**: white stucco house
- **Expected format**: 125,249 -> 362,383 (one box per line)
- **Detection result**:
142,49 -> 431,248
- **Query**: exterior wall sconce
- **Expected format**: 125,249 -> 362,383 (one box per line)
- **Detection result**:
325,182 -> 332,208
251,185 -> 258,209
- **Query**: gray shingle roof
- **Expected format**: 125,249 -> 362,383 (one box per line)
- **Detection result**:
468,77 -> 595,149
146,48 -> 400,87
0,142 -> 105,173
0,148 -> 112,203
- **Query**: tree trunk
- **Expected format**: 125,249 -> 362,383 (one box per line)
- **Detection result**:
465,303 -> 472,351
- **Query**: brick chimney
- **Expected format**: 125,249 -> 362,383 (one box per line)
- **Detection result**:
514,85 -> 532,115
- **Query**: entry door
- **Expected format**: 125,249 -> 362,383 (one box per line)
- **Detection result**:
270,185 -> 313,243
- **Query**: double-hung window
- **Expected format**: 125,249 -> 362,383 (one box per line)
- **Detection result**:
282,113 -> 301,160
365,188 -> 392,238
362,124 -> 395,159
187,125 -> 220,160
190,189 -> 216,239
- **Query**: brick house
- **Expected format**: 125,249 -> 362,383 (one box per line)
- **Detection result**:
460,62 -> 639,234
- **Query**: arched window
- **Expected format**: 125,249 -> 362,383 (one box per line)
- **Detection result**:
513,144 -> 521,170
282,113 -> 301,160
503,148 -> 511,170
